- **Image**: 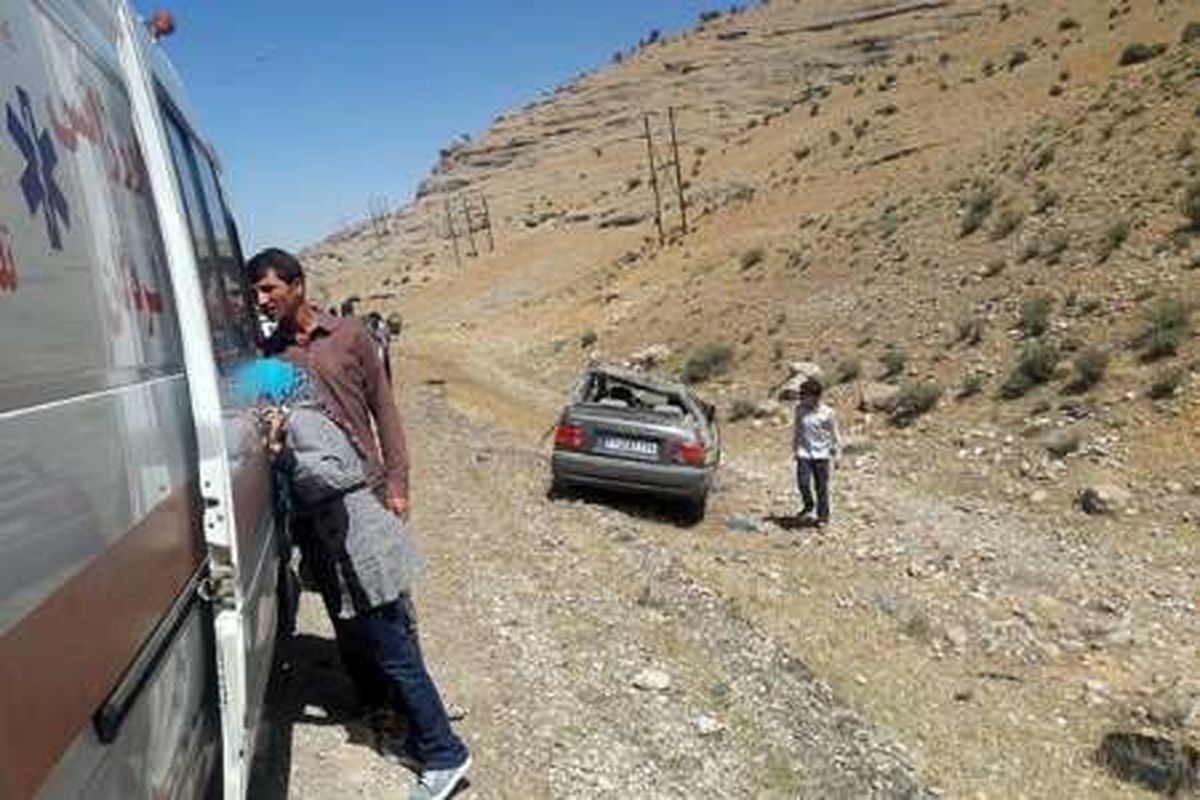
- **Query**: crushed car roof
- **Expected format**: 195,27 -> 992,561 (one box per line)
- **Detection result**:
585,364 -> 691,395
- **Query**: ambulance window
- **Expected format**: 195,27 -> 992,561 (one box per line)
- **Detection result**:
195,155 -> 255,348
162,109 -> 246,360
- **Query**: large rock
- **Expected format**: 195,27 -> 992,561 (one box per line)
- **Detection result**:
777,361 -> 824,400
632,668 -> 672,692
858,382 -> 901,413
1079,484 -> 1132,515
629,344 -> 671,370
1041,429 -> 1082,458
1148,680 -> 1200,730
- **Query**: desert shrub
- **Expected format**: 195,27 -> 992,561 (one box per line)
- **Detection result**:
879,345 -> 908,379
699,9 -> 723,23
957,315 -> 986,346
739,247 -> 766,270
960,180 -> 997,236
1149,367 -> 1186,399
1058,17 -> 1079,32
1020,295 -> 1054,338
991,208 -> 1024,240
1097,219 -> 1131,262
1033,185 -> 1060,214
880,208 -> 900,238
1134,286 -> 1157,303
682,342 -> 733,383
1040,230 -> 1070,264
1118,43 -> 1167,66
889,381 -> 942,426
1001,342 -> 1060,398
1069,346 -> 1110,392
580,329 -> 598,348
1007,48 -> 1030,70
1181,22 -> 1200,45
956,371 -> 987,399
1176,131 -> 1196,161
1032,146 -> 1056,172
1137,296 -> 1193,361
833,358 -> 861,384
1180,181 -> 1200,230
728,399 -> 758,422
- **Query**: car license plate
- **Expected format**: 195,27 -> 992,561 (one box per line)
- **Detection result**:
601,436 -> 658,456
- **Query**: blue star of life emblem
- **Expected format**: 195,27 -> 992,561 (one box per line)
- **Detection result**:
6,86 -> 70,250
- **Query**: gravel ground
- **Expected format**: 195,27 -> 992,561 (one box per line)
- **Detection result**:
248,381 -> 930,799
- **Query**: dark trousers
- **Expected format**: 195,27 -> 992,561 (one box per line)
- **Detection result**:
346,599 -> 468,770
325,595 -> 424,711
796,458 -> 831,522
330,615 -> 389,708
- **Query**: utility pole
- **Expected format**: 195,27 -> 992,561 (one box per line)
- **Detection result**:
443,198 -> 461,267
367,194 -> 390,239
642,113 -> 665,245
477,192 -> 495,252
668,106 -> 688,236
460,194 -> 478,257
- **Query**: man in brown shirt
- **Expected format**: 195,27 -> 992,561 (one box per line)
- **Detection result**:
252,249 -> 409,517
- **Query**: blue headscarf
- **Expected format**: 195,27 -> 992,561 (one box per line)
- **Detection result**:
232,358 -> 318,406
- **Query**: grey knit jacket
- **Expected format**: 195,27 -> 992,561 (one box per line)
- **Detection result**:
282,404 -> 425,619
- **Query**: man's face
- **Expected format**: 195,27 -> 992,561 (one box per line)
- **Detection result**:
254,269 -> 304,324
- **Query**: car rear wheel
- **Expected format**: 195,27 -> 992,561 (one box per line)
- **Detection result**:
682,493 -> 707,523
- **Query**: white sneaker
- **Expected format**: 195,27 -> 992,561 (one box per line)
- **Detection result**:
409,754 -> 471,800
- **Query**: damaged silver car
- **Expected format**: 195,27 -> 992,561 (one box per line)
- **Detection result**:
551,367 -> 720,516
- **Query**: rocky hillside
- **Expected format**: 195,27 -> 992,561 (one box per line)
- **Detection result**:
308,0 -> 1199,453
301,0 -> 1200,795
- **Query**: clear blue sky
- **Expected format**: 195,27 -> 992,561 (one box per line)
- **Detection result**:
147,1 -> 721,253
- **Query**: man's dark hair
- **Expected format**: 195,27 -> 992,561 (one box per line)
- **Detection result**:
248,247 -> 304,285
799,377 -> 824,399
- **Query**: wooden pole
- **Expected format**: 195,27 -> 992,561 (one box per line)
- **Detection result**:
460,195 -> 478,257
478,192 -> 495,252
443,198 -> 461,267
668,106 -> 688,235
642,113 -> 665,245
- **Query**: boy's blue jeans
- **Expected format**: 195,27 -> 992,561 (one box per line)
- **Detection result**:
346,598 -> 468,770
796,458 -> 831,522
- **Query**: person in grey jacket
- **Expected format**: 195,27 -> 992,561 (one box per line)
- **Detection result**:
237,359 -> 470,800
793,377 -> 840,527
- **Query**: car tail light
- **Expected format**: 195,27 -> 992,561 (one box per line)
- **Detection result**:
554,424 -> 587,450
678,441 -> 707,466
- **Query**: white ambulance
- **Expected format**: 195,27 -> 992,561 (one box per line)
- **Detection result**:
0,1 -> 280,797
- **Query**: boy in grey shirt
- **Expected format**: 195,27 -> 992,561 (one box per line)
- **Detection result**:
793,378 -> 840,526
